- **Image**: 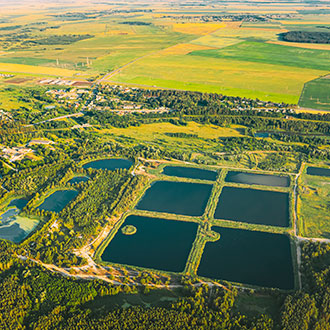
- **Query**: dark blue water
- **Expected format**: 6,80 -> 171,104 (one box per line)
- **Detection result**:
83,158 -> 133,171
225,171 -> 290,187
162,166 -> 218,181
254,132 -> 269,138
136,181 -> 212,216
37,190 -> 78,213
306,166 -> 330,177
0,208 -> 19,223
214,187 -> 289,227
101,215 -> 198,272
0,223 -> 26,244
68,176 -> 89,185
9,198 -> 28,209
198,226 -> 294,289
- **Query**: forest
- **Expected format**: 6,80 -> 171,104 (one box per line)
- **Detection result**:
280,31 -> 330,44
0,238 -> 329,329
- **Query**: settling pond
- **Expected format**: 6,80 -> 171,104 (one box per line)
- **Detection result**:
162,166 -> 218,181
37,190 -> 78,213
83,158 -> 133,171
198,227 -> 294,290
68,176 -> 89,185
214,187 -> 289,227
136,181 -> 212,216
306,166 -> 330,177
101,215 -> 198,272
225,171 -> 290,187
0,198 -> 38,243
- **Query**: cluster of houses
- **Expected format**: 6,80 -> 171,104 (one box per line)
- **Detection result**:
39,79 -> 91,87
0,74 -> 14,78
0,140 -> 54,163
46,88 -> 90,100
0,146 -> 33,163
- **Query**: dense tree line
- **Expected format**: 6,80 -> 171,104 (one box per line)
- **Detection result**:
120,21 -> 151,25
23,34 -> 94,45
280,242 -> 330,329
1,161 -> 71,195
281,31 -> 330,44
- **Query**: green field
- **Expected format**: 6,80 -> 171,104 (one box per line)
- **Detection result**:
106,50 -> 325,103
298,168 -> 330,239
299,77 -> 330,111
90,32 -> 194,72
189,41 -> 330,71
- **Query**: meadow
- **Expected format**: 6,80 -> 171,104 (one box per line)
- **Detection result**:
299,77 -> 330,111
107,52 -> 322,103
298,167 -> 330,239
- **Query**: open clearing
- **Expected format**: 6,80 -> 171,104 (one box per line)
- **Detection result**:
298,168 -> 330,239
99,121 -> 244,140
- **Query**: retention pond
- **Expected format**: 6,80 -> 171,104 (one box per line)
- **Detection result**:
83,158 -> 133,171
136,181 -> 212,216
101,215 -> 198,272
306,166 -> 330,177
214,187 -> 289,227
0,198 -> 38,243
68,176 -> 89,185
198,226 -> 294,289
37,190 -> 78,213
162,166 -> 218,181
225,171 -> 290,187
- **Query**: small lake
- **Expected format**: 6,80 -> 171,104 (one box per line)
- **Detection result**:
101,215 -> 198,272
0,208 -> 38,243
37,190 -> 78,213
254,132 -> 269,138
197,227 -> 294,289
214,187 -> 289,227
9,198 -> 28,209
225,171 -> 290,187
83,158 -> 133,171
68,176 -> 89,185
162,166 -> 218,181
136,181 -> 212,216
306,166 -> 330,177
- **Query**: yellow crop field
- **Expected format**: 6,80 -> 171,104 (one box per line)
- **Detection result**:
159,43 -> 215,55
99,121 -> 244,140
172,23 -> 225,35
192,35 -> 242,49
0,63 -> 79,77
